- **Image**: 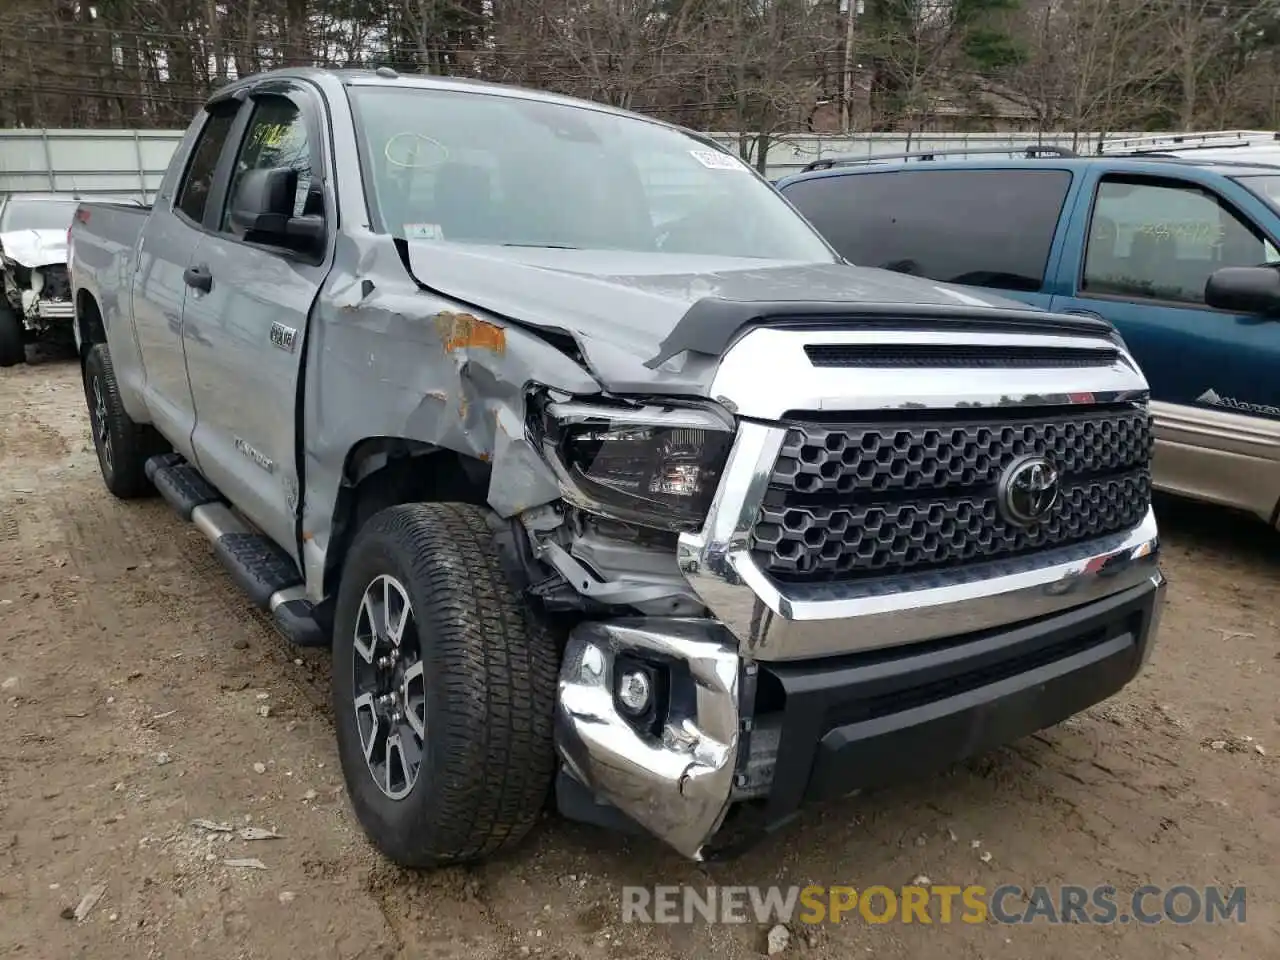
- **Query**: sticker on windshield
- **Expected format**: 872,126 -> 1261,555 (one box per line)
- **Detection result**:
689,149 -> 747,171
404,223 -> 444,241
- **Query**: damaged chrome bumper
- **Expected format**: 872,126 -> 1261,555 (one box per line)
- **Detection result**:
554,618 -> 740,860
554,506 -> 1163,862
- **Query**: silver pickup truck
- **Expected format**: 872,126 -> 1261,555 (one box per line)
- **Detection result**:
69,67 -> 1166,866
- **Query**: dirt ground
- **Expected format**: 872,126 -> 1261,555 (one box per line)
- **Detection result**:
0,357 -> 1276,960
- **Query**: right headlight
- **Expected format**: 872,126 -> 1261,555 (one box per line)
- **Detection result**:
538,399 -> 736,532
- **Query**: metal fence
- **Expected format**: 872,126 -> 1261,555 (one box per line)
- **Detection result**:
0,129 -> 185,201
0,127 -> 1155,201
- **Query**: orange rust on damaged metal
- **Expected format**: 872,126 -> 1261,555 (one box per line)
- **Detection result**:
435,311 -> 506,354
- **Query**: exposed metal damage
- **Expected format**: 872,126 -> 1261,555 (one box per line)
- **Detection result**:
299,232 -> 604,604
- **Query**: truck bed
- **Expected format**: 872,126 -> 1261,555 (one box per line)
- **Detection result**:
69,201 -> 152,300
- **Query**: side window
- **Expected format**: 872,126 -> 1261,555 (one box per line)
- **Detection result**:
221,96 -> 318,238
175,106 -> 238,224
780,168 -> 1072,292
1083,177 -> 1279,305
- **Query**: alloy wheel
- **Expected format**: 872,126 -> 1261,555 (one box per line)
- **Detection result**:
90,375 -> 113,474
351,574 -> 427,800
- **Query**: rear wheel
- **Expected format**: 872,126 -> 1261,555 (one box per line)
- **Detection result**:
332,502 -> 559,867
83,343 -> 163,498
0,301 -> 24,367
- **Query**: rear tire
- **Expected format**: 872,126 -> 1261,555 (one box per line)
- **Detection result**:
332,502 -> 559,867
0,301 -> 24,367
83,343 -> 163,498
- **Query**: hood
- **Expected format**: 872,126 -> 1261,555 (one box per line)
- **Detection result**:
404,243 -> 1110,393
0,229 -> 69,269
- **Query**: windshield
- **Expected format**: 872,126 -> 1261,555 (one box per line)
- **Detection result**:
0,199 -> 78,234
348,86 -> 835,262
1237,175 -> 1280,219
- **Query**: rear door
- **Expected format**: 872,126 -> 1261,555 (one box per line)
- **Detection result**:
1049,168 -> 1280,515
130,101 -> 241,454
180,83 -> 332,559
778,166 -> 1077,311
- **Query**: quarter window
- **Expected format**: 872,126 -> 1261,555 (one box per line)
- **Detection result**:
780,168 -> 1073,292
175,105 -> 238,224
1083,177 -> 1279,305
222,96 -> 318,237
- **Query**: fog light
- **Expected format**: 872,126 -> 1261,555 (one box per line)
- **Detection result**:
617,668 -> 652,716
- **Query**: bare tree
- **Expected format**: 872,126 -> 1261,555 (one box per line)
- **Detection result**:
2,0 -> 1280,137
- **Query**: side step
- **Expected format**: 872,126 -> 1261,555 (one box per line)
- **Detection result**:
146,452 -> 221,520
146,454 -> 328,648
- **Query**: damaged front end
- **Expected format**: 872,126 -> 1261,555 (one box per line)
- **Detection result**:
522,393 -> 753,859
3,258 -> 74,332
528,318 -> 1163,863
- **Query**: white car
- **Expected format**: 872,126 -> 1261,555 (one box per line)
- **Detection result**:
0,192 -> 144,366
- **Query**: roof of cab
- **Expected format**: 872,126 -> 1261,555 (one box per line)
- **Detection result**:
205,66 -> 675,130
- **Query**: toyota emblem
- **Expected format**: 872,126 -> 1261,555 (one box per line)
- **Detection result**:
998,455 -> 1061,527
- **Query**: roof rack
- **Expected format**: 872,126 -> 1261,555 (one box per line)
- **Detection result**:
1097,130 -> 1280,156
800,144 -> 1077,173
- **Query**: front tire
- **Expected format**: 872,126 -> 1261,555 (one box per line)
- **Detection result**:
83,343 -> 162,498
332,503 -> 559,867
0,301 -> 24,367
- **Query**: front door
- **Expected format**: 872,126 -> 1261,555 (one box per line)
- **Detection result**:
1050,171 -> 1280,517
181,85 -> 331,559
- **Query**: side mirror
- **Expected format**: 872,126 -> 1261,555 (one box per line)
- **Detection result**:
1205,265 -> 1280,316
228,167 -> 324,254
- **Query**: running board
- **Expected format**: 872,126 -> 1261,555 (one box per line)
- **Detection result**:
146,455 -> 328,648
145,453 -> 221,519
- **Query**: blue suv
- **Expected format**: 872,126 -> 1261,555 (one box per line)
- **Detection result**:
776,134 -> 1280,528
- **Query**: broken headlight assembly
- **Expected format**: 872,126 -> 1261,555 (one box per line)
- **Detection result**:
539,399 -> 736,532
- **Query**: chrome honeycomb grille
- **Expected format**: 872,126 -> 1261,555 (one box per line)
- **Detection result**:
750,404 -> 1153,582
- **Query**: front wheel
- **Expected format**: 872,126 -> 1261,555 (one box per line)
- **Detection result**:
0,301 -> 24,367
332,502 -> 559,867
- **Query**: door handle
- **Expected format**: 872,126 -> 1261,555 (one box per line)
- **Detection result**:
1060,308 -> 1106,321
183,263 -> 213,293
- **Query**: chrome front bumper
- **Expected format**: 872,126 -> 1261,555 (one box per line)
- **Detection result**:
556,488 -> 1163,859
554,548 -> 1165,860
